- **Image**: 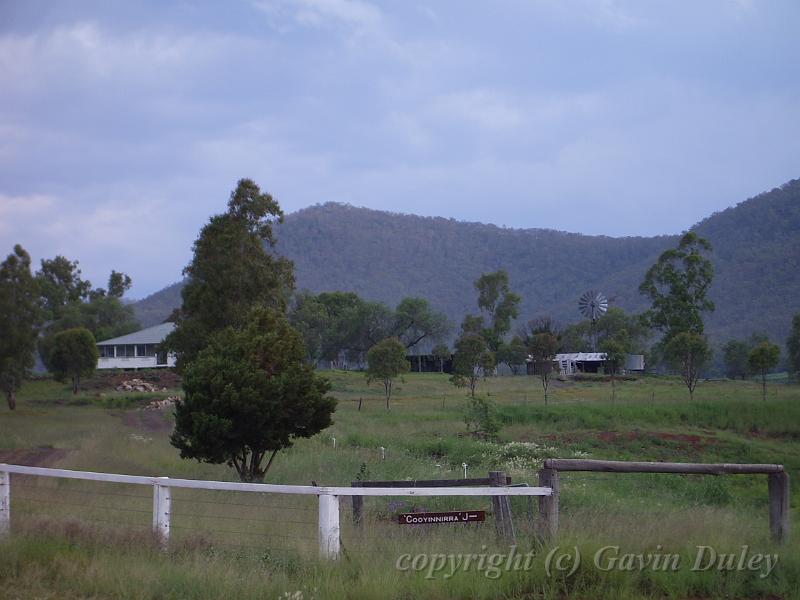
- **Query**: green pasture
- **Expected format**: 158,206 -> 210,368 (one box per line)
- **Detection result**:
0,371 -> 798,599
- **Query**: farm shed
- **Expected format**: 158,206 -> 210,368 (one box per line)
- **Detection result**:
555,352 -> 607,375
96,322 -> 176,370
405,353 -> 454,373
528,352 -> 646,376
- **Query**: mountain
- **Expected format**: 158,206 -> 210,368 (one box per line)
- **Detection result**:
133,179 -> 800,349
131,281 -> 183,328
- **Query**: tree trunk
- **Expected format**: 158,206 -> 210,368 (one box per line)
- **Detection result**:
418,355 -> 422,373
6,390 -> 16,411
762,373 -> 767,401
439,358 -> 443,374
611,374 -> 616,404
262,449 -> 279,477
385,379 -> 391,410
72,375 -> 80,395
542,375 -> 549,406
237,449 -> 278,483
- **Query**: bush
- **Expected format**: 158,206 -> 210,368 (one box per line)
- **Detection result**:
464,395 -> 501,439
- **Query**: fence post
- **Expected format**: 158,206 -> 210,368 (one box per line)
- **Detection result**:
490,470 -> 515,543
0,469 -> 9,538
538,468 -> 559,540
768,471 -> 790,543
152,477 -> 171,549
319,493 -> 340,559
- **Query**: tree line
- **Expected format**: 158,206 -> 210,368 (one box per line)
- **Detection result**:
289,291 -> 450,368
359,229 -> 800,421
0,246 -> 138,408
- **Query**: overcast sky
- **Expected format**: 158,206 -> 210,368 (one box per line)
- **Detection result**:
1,0 -> 799,298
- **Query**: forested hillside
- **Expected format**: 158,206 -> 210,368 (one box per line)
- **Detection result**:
134,179 -> 800,348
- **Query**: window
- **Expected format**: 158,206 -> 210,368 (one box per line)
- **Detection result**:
98,346 -> 115,358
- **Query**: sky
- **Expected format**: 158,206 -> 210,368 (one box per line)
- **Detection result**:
1,0 -> 799,299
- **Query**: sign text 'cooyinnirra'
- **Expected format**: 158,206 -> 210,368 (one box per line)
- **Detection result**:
398,511 -> 486,525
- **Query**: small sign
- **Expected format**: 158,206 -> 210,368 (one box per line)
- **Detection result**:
398,510 -> 486,525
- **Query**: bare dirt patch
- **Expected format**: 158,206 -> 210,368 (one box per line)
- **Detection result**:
540,430 -> 717,453
595,430 -> 717,451
121,409 -> 172,432
0,446 -> 71,467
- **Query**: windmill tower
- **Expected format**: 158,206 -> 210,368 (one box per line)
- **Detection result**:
578,290 -> 608,352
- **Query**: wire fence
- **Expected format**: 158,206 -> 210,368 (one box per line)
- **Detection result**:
2,462 -> 786,567
8,475 -> 319,556
10,475 -> 153,547
0,465 -> 554,561
168,487 -> 318,554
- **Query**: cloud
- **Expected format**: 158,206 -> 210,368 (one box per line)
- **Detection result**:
252,0 -> 382,34
529,0 -> 644,31
0,21 -> 263,102
0,194 -> 57,237
431,90 -> 524,131
0,189 -> 202,298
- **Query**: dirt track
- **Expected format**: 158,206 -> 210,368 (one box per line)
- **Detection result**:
0,446 -> 70,467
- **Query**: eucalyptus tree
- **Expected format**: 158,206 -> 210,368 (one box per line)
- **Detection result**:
49,328 -> 99,395
639,232 -> 714,340
474,270 -> 521,352
0,245 -> 42,409
664,332 -> 713,401
640,232 -> 714,399
366,337 -> 410,410
748,341 -> 781,401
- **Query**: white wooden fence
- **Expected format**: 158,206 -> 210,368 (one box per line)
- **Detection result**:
0,464 -> 552,559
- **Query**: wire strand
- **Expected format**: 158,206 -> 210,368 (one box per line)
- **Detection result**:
13,509 -> 150,529
14,496 -> 152,514
168,523 -> 314,540
176,496 -> 315,511
13,483 -> 150,500
172,512 -> 313,526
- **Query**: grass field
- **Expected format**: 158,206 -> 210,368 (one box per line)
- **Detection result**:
0,370 -> 798,599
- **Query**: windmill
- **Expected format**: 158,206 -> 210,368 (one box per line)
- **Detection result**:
578,290 -> 608,351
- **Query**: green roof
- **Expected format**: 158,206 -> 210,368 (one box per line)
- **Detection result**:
96,322 -> 175,346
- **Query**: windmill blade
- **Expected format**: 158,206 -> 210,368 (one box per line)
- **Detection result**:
578,290 -> 608,320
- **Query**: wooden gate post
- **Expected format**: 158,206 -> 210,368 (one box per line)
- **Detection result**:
0,470 -> 9,538
490,471 -> 515,543
538,467 -> 559,540
152,477 -> 171,549
351,481 -> 363,526
319,493 -> 341,559
768,471 -> 790,543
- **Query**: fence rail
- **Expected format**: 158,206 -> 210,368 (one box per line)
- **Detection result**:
544,459 -> 785,475
0,464 -> 551,559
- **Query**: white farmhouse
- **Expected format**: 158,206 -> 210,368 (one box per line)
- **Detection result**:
96,322 -> 176,370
